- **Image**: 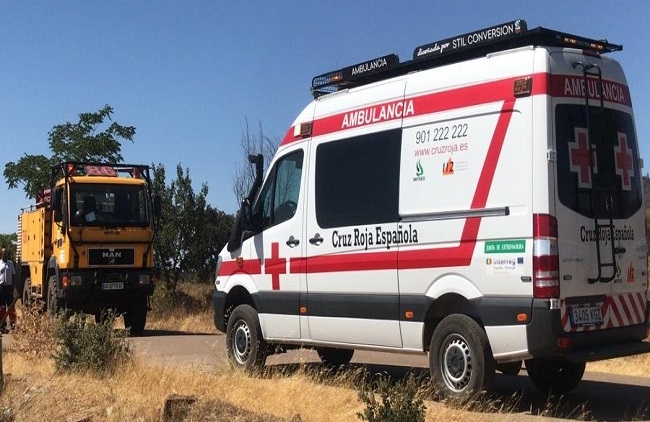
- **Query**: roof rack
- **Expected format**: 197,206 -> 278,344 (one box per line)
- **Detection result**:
311,19 -> 622,98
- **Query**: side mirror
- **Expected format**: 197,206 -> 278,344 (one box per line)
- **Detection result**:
227,199 -> 253,252
52,188 -> 63,223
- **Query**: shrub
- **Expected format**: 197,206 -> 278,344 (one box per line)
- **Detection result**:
51,310 -> 132,375
357,373 -> 427,422
150,281 -> 210,316
10,300 -> 57,358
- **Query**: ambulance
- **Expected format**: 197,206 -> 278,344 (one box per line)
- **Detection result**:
213,20 -> 650,397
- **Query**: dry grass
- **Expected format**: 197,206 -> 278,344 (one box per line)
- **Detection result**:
0,354 -> 541,422
587,350 -> 650,377
1,281 -> 649,421
146,282 -> 216,334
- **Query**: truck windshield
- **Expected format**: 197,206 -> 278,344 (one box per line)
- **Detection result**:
69,184 -> 150,227
555,104 -> 642,219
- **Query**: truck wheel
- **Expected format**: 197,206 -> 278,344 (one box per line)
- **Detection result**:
429,314 -> 495,399
124,299 -> 147,336
22,277 -> 32,308
525,358 -> 585,394
47,276 -> 61,318
226,304 -> 267,370
316,347 -> 354,367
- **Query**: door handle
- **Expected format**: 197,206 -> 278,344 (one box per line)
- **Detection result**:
309,233 -> 323,246
286,236 -> 300,248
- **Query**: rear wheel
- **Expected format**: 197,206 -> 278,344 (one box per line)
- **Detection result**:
525,359 -> 585,395
226,304 -> 267,370
124,298 -> 147,336
316,347 -> 354,367
22,277 -> 32,307
430,314 -> 495,399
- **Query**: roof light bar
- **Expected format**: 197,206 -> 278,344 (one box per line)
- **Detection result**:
310,19 -> 622,98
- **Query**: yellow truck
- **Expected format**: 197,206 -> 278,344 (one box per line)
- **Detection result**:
16,162 -> 160,335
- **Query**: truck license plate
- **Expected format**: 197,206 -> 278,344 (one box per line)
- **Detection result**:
570,305 -> 603,327
101,282 -> 124,290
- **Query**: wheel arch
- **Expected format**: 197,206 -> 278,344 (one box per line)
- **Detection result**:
422,274 -> 485,352
224,284 -> 257,332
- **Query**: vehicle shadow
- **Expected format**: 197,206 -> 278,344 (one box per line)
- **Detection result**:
264,361 -> 650,421
131,329 -> 216,337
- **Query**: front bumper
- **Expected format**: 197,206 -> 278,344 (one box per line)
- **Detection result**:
59,269 -> 155,313
212,288 -> 227,333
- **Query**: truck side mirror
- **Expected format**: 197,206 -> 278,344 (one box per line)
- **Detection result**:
52,188 -> 63,223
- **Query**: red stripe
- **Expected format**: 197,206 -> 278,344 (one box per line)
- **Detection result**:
282,74 -> 540,146
609,296 -> 625,327
619,295 -> 634,325
219,259 -> 262,276
300,101 -> 514,274
281,72 -> 630,146
626,293 -> 642,324
549,74 -> 631,107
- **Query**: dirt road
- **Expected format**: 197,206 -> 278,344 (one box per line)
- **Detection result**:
4,331 -> 650,420
130,331 -> 650,420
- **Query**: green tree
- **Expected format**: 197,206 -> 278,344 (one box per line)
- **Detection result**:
0,232 -> 18,259
153,163 -> 234,291
4,104 -> 135,199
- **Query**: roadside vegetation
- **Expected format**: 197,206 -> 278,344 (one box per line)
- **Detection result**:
0,282 -> 648,421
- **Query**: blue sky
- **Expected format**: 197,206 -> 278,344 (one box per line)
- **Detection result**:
1,1 -> 649,235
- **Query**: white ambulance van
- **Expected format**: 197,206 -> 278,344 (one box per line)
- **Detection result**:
213,19 -> 650,397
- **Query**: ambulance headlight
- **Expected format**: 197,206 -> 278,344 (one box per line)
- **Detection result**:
215,256 -> 223,287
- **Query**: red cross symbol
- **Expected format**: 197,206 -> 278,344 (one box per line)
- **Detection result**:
614,132 -> 634,191
569,127 -> 596,188
264,242 -> 287,290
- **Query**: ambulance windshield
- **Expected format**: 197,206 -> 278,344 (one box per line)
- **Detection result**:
555,105 -> 642,219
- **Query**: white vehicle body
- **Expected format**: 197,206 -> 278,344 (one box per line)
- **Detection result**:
214,20 -> 650,396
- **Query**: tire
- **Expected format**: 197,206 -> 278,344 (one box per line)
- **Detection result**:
429,314 -> 495,399
47,275 -> 61,318
316,347 -> 354,367
124,298 -> 147,336
22,277 -> 32,307
525,358 -> 585,395
497,361 -> 522,376
226,304 -> 267,370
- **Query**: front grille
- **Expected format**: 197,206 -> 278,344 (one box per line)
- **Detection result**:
88,248 -> 135,266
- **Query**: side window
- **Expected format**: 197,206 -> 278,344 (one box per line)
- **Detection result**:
252,150 -> 304,232
316,129 -> 401,228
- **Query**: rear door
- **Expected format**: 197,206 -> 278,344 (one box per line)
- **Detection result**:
551,50 -> 647,332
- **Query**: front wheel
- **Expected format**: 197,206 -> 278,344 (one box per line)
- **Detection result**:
226,304 -> 267,370
429,314 -> 495,399
124,298 -> 148,336
525,359 -> 585,395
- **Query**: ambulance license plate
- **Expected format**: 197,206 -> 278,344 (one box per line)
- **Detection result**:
569,306 -> 603,327
101,282 -> 124,290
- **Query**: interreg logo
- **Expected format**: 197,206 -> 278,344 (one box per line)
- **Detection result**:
414,160 -> 425,181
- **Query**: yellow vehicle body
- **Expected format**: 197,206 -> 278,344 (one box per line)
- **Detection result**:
17,162 -> 158,334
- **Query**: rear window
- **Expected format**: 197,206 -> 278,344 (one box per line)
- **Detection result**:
555,105 -> 641,219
